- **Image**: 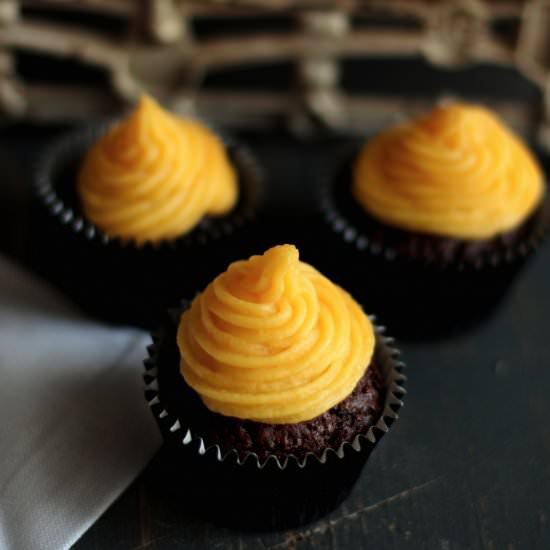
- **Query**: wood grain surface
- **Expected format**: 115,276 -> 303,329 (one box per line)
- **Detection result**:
2,126 -> 549,550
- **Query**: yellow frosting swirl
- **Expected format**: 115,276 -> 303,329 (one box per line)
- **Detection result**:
353,103 -> 545,239
177,245 -> 375,424
78,95 -> 237,244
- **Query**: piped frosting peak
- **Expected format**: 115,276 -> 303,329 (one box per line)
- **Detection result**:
177,244 -> 375,424
78,95 -> 237,244
353,103 -> 544,239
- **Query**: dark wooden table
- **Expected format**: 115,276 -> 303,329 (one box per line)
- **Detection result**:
2,125 -> 550,550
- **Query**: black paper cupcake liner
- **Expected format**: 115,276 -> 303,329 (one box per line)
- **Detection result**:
29,121 -> 265,328
315,146 -> 550,340
143,303 -> 406,531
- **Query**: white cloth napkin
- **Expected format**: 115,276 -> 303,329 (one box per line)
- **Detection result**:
0,255 -> 162,550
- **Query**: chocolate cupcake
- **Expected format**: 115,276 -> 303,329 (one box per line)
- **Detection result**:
30,95 -> 263,328
319,103 -> 549,340
144,244 -> 406,530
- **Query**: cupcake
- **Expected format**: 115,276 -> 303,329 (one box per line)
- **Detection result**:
30,95 -> 263,327
320,103 -> 549,339
144,244 -> 406,529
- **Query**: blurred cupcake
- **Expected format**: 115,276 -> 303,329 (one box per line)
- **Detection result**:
320,103 -> 549,339
31,95 -> 263,327
144,244 -> 406,529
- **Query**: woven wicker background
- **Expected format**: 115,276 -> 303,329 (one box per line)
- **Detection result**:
1,0 -> 549,143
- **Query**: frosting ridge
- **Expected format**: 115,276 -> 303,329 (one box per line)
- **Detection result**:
353,103 -> 544,239
177,244 -> 375,424
78,95 -> 237,244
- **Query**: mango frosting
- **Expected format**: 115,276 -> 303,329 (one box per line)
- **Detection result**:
177,245 -> 375,424
78,95 -> 237,244
353,103 -> 544,240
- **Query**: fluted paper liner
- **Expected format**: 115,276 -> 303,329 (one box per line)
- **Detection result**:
144,305 -> 405,470
143,303 -> 405,529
